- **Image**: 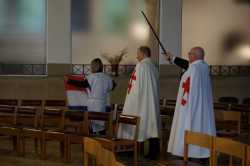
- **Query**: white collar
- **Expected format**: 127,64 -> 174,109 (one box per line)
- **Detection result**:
190,59 -> 203,66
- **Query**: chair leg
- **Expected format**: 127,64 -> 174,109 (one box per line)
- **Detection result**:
60,141 -> 65,158
43,140 -> 47,160
134,143 -> 138,166
13,136 -> 17,151
22,137 -> 26,156
16,135 -> 21,156
40,138 -> 44,159
34,138 -> 38,154
64,136 -> 68,162
66,137 -> 71,162
82,141 -> 85,164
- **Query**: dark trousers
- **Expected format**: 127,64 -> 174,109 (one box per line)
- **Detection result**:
146,138 -> 160,159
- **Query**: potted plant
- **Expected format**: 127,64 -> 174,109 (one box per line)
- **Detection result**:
101,48 -> 128,76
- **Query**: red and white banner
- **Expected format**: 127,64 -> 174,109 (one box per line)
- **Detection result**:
64,75 -> 89,110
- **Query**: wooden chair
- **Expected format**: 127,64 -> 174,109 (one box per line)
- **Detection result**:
213,137 -> 247,166
0,105 -> 21,154
41,108 -> 66,160
230,104 -> 250,128
44,100 -> 67,109
215,110 -> 241,137
88,111 -> 113,138
64,110 -> 88,162
218,97 -> 239,104
247,146 -> 250,166
156,131 -> 214,166
213,102 -> 230,111
17,106 -> 43,157
83,137 -> 125,166
160,98 -> 167,107
166,99 -> 176,107
20,99 -> 43,108
0,99 -> 18,106
96,114 -> 140,166
160,115 -> 172,159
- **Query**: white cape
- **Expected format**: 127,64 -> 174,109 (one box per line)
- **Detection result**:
118,58 -> 160,142
168,60 -> 216,158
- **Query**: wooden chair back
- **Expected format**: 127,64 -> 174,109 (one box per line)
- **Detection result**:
213,137 -> 247,166
20,99 -> 43,107
115,114 -> 140,141
64,110 -> 88,135
88,111 -> 113,138
247,146 -> 250,166
83,137 -> 124,166
40,108 -> 65,130
16,106 -> 38,128
44,100 -> 67,109
98,147 -> 123,166
215,110 -> 241,135
160,98 -> 168,107
20,100 -> 43,117
184,130 -> 213,166
218,97 -> 239,104
0,99 -> 18,106
230,104 -> 250,113
166,99 -> 176,107
0,105 -> 17,125
214,102 -> 230,110
84,137 -> 102,166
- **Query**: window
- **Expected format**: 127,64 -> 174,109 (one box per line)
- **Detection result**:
0,0 -> 46,75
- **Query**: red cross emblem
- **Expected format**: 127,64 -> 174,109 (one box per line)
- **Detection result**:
127,70 -> 136,94
181,77 -> 190,106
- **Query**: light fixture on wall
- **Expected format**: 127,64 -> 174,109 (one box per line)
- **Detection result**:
130,22 -> 149,42
236,44 -> 250,59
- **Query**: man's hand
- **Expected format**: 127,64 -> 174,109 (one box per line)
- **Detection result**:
163,52 -> 174,60
162,52 -> 174,61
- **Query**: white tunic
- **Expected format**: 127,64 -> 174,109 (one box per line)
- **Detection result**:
87,73 -> 113,132
118,58 -> 160,142
168,60 -> 216,158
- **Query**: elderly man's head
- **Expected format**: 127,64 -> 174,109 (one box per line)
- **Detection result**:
137,46 -> 151,62
188,47 -> 205,63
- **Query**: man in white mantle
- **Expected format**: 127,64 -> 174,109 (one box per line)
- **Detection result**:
118,46 -> 160,159
165,47 -> 216,159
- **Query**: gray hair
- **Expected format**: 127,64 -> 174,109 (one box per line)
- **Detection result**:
193,47 -> 205,59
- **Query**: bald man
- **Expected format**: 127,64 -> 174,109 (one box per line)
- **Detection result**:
164,47 -> 216,162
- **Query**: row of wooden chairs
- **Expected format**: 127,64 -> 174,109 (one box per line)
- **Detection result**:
0,104 -> 140,165
0,99 -> 66,106
157,130 -> 250,166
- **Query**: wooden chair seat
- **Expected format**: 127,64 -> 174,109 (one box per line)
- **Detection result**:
156,160 -> 203,166
0,126 -> 20,135
43,131 -> 65,140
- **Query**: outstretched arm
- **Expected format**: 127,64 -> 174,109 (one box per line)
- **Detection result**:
67,79 -> 90,88
163,52 -> 189,70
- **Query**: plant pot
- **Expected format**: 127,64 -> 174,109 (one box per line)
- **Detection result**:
111,64 -> 119,76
